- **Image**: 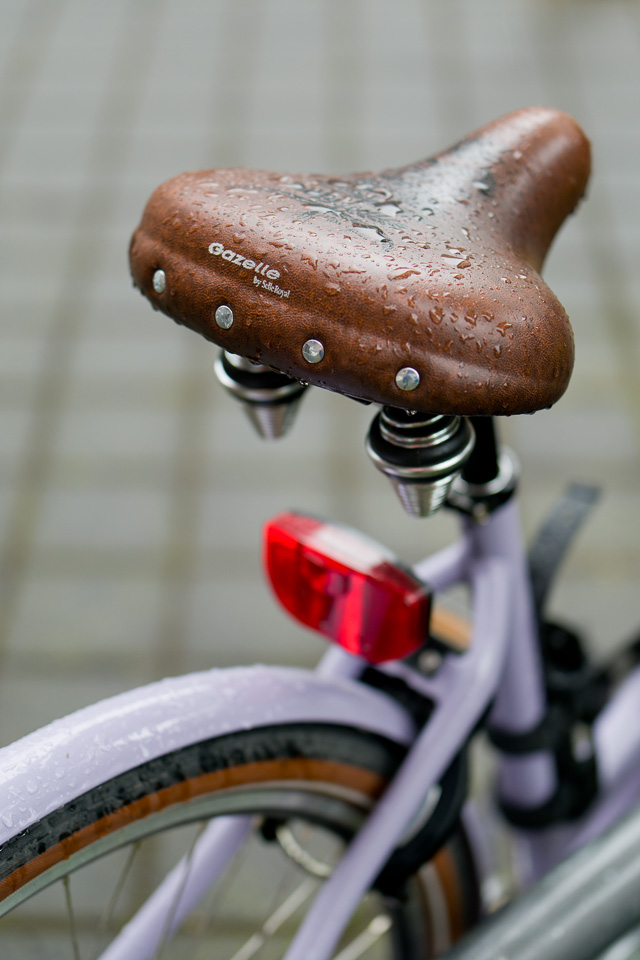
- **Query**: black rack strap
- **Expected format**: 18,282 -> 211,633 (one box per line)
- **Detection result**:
528,483 -> 601,620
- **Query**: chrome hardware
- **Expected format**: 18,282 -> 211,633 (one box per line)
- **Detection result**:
152,269 -> 166,294
214,351 -> 307,440
448,448 -> 519,522
417,648 -> 444,676
302,339 -> 324,363
395,367 -> 420,391
215,304 -> 234,329
366,407 -> 475,518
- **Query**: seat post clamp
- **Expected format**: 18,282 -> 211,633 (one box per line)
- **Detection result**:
447,447 -> 519,523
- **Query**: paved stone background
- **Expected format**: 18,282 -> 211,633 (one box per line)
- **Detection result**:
0,0 -> 639,753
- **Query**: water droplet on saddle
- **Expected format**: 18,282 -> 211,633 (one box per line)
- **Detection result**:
325,283 -> 341,296
388,267 -> 421,281
356,226 -> 388,244
377,202 -> 401,216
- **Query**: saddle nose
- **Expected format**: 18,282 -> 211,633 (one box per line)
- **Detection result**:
130,107 -> 590,417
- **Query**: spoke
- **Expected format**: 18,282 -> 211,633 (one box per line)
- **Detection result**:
92,841 -> 142,960
186,825 -> 251,951
95,815 -> 253,960
154,823 -> 206,959
228,877 -> 318,960
63,875 -> 82,960
333,915 -> 392,960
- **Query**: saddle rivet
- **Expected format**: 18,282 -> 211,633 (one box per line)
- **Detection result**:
302,339 -> 324,364
396,367 -> 420,391
152,269 -> 166,294
215,305 -> 234,330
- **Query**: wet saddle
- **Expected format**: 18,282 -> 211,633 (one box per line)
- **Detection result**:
129,107 -> 590,416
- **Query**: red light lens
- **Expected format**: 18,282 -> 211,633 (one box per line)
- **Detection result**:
263,512 -> 430,663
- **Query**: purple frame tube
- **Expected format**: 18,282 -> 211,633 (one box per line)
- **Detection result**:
469,501 -> 557,815
282,553 -> 512,960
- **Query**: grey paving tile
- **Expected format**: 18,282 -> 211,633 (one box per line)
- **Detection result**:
52,408 -> 179,462
509,408 -> 639,464
70,333 -> 191,383
549,577 -> 640,662
34,487 -> 171,551
0,333 -> 51,384
198,486 -> 327,555
186,571 -> 327,669
0,674 -> 140,748
0,408 -> 36,471
5,572 -> 164,674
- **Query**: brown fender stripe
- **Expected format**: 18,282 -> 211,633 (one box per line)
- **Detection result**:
430,606 -> 472,652
431,845 -> 466,944
0,758 -> 385,902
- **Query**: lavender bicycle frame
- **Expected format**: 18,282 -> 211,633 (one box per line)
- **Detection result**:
2,492 -> 640,960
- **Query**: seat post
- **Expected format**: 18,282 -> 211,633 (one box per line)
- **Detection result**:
461,417 -> 500,485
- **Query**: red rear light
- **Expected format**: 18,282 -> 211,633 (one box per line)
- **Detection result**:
263,512 -> 430,663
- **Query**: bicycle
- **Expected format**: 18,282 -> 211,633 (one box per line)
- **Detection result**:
1,105 -> 639,960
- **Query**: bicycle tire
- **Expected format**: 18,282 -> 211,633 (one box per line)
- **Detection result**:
0,720 -> 479,958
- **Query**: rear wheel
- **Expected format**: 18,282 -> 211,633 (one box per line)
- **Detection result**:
0,722 -> 480,958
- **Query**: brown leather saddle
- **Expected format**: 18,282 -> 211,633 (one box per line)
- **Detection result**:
129,107 -> 590,416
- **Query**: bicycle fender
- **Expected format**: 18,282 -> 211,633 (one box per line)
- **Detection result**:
0,665 -> 415,844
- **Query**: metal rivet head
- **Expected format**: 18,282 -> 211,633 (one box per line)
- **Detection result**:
152,269 -> 166,294
215,305 -> 234,330
396,367 -> 420,391
302,339 -> 324,364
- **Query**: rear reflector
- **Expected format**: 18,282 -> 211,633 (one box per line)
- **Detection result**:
263,512 -> 430,663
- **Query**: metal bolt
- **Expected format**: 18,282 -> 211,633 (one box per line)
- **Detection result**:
472,503 -> 490,525
302,339 -> 324,364
571,723 -> 594,763
215,305 -> 234,330
417,648 -> 443,676
396,367 -> 420,391
152,269 -> 166,294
